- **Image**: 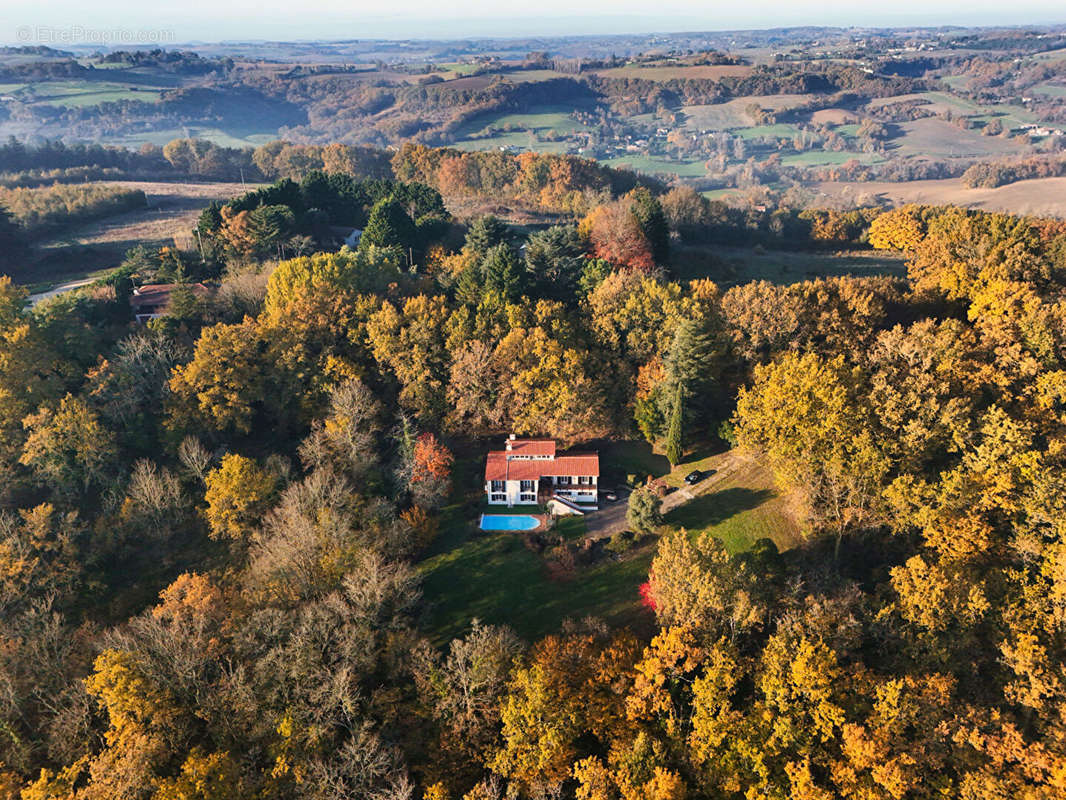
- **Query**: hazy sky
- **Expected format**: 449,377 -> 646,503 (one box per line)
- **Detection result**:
4,0 -> 1066,44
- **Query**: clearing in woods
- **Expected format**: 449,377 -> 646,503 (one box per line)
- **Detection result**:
19,181 -> 257,291
418,442 -> 801,645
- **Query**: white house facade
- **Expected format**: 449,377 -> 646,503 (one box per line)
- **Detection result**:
484,436 -> 599,508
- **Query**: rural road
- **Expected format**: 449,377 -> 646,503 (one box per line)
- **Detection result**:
28,278 -> 96,305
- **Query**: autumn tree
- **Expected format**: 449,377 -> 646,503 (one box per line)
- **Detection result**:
20,394 -> 117,497
734,351 -> 888,538
408,431 -> 454,510
581,202 -> 655,271
203,454 -> 277,541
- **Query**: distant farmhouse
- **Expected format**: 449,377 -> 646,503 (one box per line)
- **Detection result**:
484,436 -> 599,509
130,283 -> 209,322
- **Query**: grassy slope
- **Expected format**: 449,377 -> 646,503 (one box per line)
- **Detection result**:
664,455 -> 802,554
670,243 -> 908,286
21,79 -> 163,108
780,150 -> 884,166
599,155 -> 708,177
1033,83 -> 1066,98
418,503 -> 654,645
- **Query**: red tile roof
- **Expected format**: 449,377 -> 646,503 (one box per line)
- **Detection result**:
130,283 -> 209,310
484,445 -> 598,482
546,454 -> 600,476
506,439 -> 556,457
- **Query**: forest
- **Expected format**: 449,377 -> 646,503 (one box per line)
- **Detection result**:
0,129 -> 1063,800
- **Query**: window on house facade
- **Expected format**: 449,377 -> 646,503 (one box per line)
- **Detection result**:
578,476 -> 590,485
490,493 -> 506,503
491,480 -> 504,492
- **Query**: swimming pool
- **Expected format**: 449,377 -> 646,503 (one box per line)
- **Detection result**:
479,514 -> 540,531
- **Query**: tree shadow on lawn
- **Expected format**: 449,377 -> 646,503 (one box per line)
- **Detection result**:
666,487 -> 776,531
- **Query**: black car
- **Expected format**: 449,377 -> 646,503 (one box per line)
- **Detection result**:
684,470 -> 702,485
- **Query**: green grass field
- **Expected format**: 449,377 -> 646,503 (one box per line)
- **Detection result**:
893,117 -> 1019,159
454,107 -> 587,137
1033,83 -> 1066,98
671,243 -> 908,286
664,456 -> 801,554
599,155 -> 708,177
732,123 -> 803,140
22,80 -> 163,108
701,188 -> 743,201
450,106 -> 590,153
780,150 -> 884,166
450,134 -> 572,154
112,127 -> 279,148
504,69 -> 576,83
418,504 -> 654,645
440,62 -> 481,75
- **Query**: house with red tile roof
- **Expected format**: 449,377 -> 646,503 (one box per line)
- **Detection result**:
484,435 -> 599,508
130,283 -> 210,323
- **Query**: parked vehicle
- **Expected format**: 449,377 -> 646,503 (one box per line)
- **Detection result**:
684,470 -> 702,485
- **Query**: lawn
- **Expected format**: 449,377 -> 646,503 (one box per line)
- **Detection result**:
680,96 -> 815,132
701,187 -> 743,201
418,503 -> 653,645
664,454 -> 802,554
112,127 -> 279,148
595,439 -> 672,485
450,106 -> 591,152
411,435 -> 810,648
893,117 -> 1019,159
418,440 -> 801,646
450,134 -> 572,154
504,69 -> 576,83
440,62 -> 481,75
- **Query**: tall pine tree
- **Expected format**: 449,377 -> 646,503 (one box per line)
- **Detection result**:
361,195 -> 417,251
665,382 -> 684,466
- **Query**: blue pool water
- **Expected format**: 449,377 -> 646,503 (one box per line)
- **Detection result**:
480,514 -> 540,531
